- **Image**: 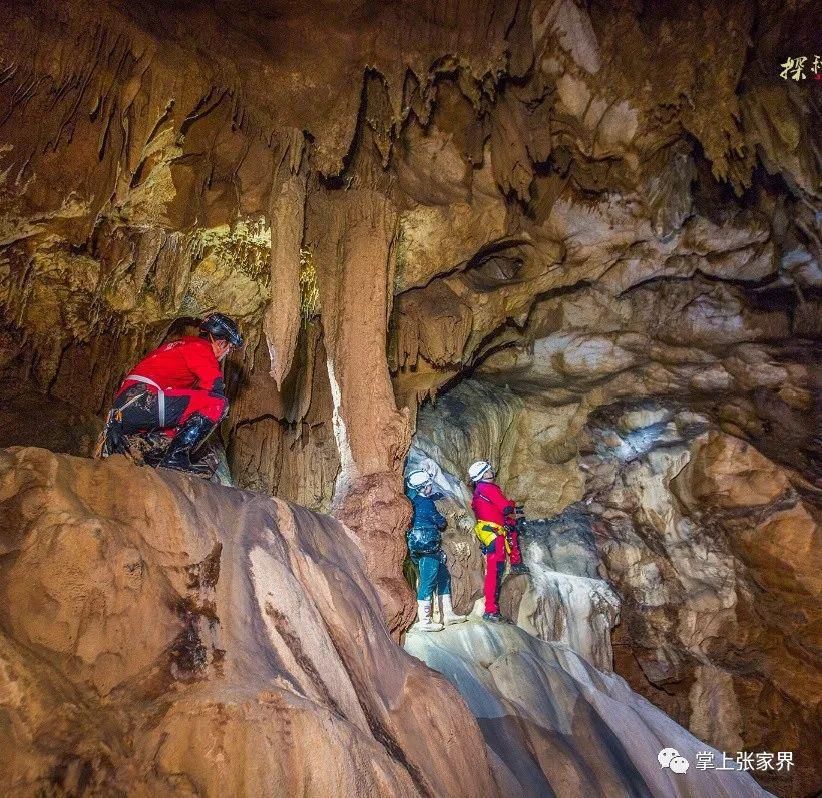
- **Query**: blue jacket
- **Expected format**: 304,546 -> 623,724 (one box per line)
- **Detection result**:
406,490 -> 446,555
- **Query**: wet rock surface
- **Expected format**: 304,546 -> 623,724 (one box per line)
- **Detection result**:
412,393 -> 820,797
405,621 -> 771,798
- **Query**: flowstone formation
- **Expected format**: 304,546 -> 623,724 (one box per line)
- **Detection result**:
405,622 -> 770,798
0,0 -> 819,795
409,385 -> 820,798
0,448 -> 773,797
0,448 -> 494,797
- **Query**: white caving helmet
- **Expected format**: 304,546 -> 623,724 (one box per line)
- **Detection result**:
406,470 -> 433,491
468,460 -> 493,483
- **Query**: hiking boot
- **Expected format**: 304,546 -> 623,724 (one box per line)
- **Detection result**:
412,599 -> 444,632
438,594 -> 467,625
159,413 -> 215,473
509,564 -> 530,576
482,612 -> 508,623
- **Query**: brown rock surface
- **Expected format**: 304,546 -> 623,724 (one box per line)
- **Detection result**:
0,447 -> 499,797
411,390 -> 821,797
307,189 -> 414,633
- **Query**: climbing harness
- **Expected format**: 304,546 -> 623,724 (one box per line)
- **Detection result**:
123,374 -> 166,427
474,521 -> 511,554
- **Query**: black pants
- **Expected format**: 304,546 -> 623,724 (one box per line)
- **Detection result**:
112,385 -> 191,435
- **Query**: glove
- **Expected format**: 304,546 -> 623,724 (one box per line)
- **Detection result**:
102,411 -> 130,457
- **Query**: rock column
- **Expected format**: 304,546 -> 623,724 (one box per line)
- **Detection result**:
309,188 -> 414,634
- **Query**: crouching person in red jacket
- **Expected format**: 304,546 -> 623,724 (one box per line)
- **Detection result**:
469,460 -> 529,623
102,314 -> 243,472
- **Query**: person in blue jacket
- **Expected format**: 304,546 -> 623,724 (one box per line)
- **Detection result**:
406,470 -> 467,631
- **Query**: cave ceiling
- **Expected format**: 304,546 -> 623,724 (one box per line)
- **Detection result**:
0,0 -> 817,500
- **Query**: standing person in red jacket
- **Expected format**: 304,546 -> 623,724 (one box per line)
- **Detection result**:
102,314 -> 243,472
469,460 -> 529,622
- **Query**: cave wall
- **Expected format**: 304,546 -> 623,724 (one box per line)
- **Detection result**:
410,379 -> 819,797
2,0 -> 818,476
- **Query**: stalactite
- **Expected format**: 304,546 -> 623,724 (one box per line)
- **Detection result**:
264,130 -> 306,390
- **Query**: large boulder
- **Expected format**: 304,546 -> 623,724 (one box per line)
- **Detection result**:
0,447 -> 497,797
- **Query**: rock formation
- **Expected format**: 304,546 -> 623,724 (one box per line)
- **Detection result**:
0,0 -> 819,794
410,387 -> 820,798
405,622 -> 770,797
0,447 -> 779,797
0,447 -> 495,797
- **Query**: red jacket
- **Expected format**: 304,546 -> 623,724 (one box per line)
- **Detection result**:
472,480 -> 515,527
120,336 -> 225,397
